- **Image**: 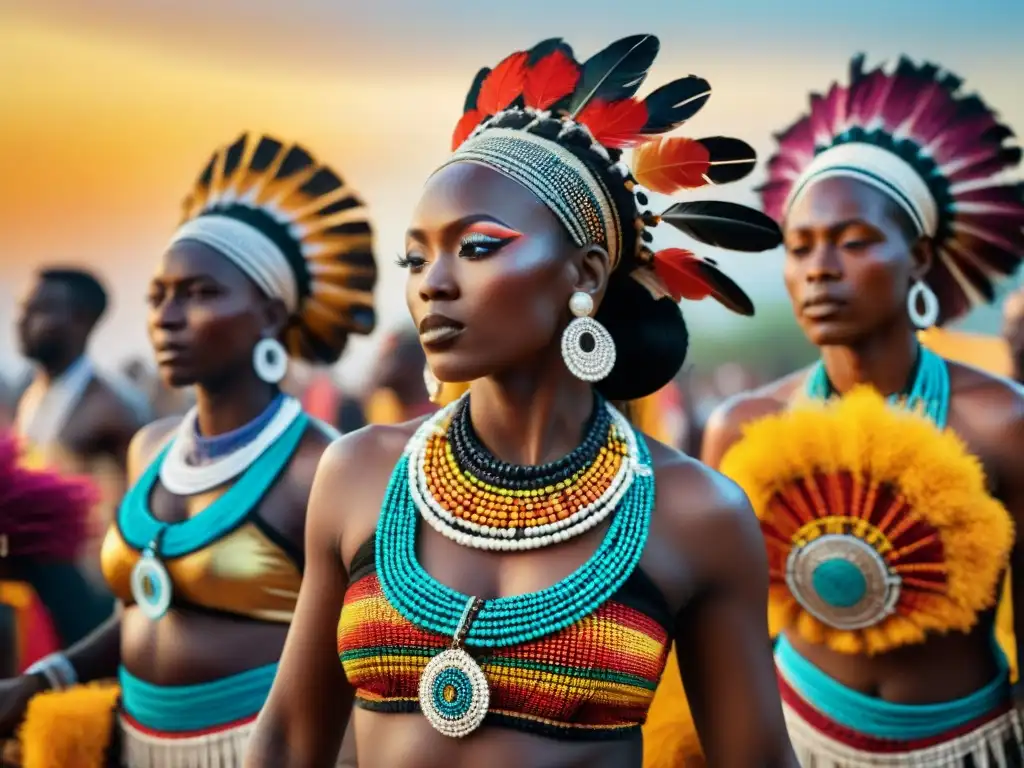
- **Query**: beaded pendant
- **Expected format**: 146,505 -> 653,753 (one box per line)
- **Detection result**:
418,597 -> 490,737
411,397 -> 638,551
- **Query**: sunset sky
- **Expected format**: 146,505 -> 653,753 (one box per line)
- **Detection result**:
2,0 -> 1023,387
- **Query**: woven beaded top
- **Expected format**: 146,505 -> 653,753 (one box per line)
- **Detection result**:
336,396 -> 672,739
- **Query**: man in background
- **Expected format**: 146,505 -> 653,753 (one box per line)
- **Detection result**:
4,267 -> 148,668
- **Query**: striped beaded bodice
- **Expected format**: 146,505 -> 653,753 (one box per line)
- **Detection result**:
338,536 -> 674,739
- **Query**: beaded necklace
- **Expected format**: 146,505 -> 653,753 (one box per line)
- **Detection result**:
377,400 -> 655,737
412,395 -> 634,551
804,346 -> 950,427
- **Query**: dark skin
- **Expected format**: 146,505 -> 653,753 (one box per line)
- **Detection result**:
15,275 -> 143,487
247,163 -> 795,768
702,176 -> 1024,704
1002,288 -> 1024,383
0,244 -> 351,759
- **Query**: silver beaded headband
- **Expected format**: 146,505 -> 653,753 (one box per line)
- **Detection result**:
433,128 -> 622,268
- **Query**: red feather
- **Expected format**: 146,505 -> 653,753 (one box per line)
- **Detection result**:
576,98 -> 650,149
476,51 -> 529,115
633,137 -> 711,193
652,248 -> 754,315
451,109 -> 484,151
652,248 -> 710,301
524,49 -> 581,110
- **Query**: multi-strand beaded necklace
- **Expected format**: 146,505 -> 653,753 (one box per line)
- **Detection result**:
377,394 -> 655,737
411,395 -> 636,551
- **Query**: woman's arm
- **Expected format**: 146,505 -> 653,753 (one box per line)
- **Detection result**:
245,436 -> 359,767
667,467 -> 797,767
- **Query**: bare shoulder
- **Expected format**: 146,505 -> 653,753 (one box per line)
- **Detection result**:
87,376 -> 148,427
701,368 -> 806,467
947,361 -> 1024,460
126,416 -> 181,482
310,417 -> 427,565
648,439 -> 764,591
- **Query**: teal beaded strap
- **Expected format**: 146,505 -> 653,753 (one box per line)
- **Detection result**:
375,417 -> 655,649
804,346 -> 950,428
118,412 -> 309,557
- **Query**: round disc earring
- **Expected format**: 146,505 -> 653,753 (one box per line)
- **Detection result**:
561,292 -> 616,383
253,337 -> 289,384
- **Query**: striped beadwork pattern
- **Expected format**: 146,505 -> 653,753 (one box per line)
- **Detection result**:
338,562 -> 672,740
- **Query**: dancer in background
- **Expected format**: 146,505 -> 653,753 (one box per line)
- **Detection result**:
702,55 -> 1024,765
2,269 -> 149,680
0,132 -> 375,768
248,34 -> 794,768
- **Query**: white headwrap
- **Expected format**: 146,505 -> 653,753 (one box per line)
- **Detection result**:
168,215 -> 300,312
784,143 -> 939,237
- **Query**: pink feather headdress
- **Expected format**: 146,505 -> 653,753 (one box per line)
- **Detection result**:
761,54 -> 1024,323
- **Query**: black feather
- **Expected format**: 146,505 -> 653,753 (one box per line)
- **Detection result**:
697,137 -> 758,184
661,201 -> 783,252
642,77 -> 711,134
568,34 -> 660,117
464,68 -> 491,112
527,38 -> 576,66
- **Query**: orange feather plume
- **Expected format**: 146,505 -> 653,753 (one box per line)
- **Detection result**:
524,49 -> 580,110
652,248 -> 754,315
633,138 -> 711,193
576,98 -> 650,149
476,51 -> 529,115
451,109 -> 484,151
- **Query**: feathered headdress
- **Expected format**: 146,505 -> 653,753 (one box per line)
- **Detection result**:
761,54 -> 1024,323
177,133 -> 378,363
446,35 -> 783,316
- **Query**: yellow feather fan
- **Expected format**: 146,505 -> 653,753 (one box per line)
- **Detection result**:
720,386 -> 1012,655
180,133 -> 377,363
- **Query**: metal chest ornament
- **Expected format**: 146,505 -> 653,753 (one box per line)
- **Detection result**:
130,536 -> 173,620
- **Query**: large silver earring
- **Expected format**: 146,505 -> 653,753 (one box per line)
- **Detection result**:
561,291 -> 616,383
423,364 -> 442,405
907,279 -> 940,329
253,337 -> 288,384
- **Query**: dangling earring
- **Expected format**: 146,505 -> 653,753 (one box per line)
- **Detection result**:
252,337 -> 288,384
423,364 -> 442,405
561,291 -> 616,383
907,279 -> 940,329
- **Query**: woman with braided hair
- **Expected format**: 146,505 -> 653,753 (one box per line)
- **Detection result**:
701,55 -> 1024,765
247,35 -> 796,768
0,132 -> 375,767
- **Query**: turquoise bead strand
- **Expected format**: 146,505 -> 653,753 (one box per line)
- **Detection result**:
375,418 -> 655,649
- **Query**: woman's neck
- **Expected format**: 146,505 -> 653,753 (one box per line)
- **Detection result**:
468,352 -> 595,467
193,372 -> 279,437
818,321 -> 921,397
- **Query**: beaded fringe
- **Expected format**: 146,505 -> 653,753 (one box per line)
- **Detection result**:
119,717 -> 358,768
784,702 -> 1024,767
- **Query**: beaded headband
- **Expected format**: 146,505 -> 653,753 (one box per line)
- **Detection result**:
436,127 -> 621,267
441,35 -> 783,316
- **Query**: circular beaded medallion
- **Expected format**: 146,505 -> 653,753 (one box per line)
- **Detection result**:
418,648 -> 490,737
785,534 -> 901,630
130,551 -> 173,620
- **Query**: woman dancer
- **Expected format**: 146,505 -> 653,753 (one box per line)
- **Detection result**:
0,132 -> 376,767
702,55 -> 1024,765
247,35 -> 795,768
